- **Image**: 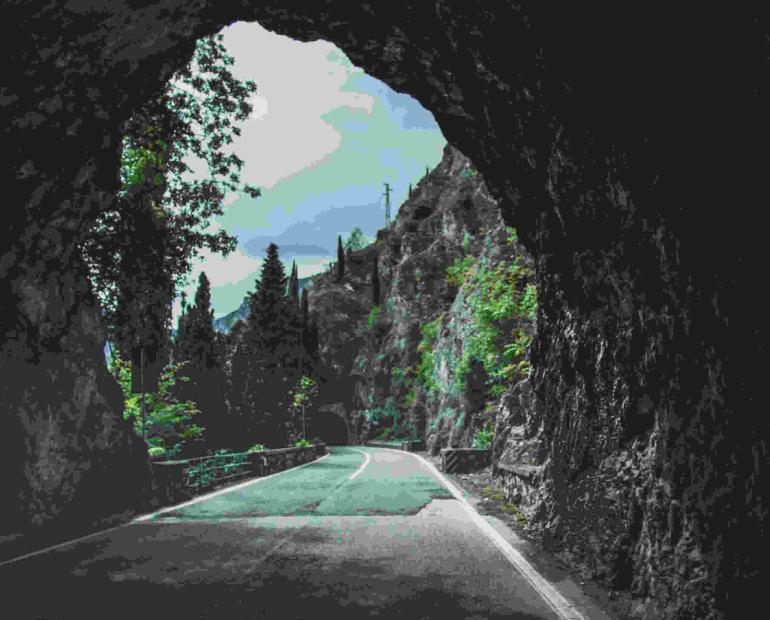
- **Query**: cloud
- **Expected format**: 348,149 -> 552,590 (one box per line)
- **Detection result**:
173,246 -> 262,320
220,22 -> 375,190
184,22 -> 446,318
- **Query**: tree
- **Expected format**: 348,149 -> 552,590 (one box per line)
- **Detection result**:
229,243 -> 301,447
288,260 -> 299,304
289,375 -> 318,443
81,33 -> 258,391
344,227 -> 370,252
176,272 -> 217,368
372,252 -> 381,305
113,357 -> 203,460
174,271 -> 229,447
337,235 -> 345,281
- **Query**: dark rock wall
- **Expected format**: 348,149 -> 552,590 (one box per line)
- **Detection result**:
2,4 -> 765,618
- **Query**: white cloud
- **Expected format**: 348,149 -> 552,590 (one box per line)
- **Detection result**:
220,21 -> 375,190
173,246 -> 262,320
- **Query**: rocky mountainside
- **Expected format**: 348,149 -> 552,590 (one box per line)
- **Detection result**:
306,145 -> 535,454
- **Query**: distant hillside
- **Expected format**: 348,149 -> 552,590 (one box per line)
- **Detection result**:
213,276 -> 312,333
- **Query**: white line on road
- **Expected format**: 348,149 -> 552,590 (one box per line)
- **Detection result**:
0,453 -> 332,568
387,448 -> 588,620
0,523 -> 129,569
348,449 -> 371,481
133,452 -> 331,522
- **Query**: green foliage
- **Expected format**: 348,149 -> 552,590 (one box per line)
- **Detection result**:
288,375 -> 318,442
505,226 -> 518,245
114,358 -> 203,458
415,316 -> 443,393
247,443 -> 266,453
121,140 -> 168,189
363,397 -> 416,440
344,227 -> 372,252
429,406 -> 457,431
446,256 -> 476,287
84,33 -> 257,332
472,422 -> 494,449
444,235 -> 537,396
462,232 -> 473,252
148,445 -> 167,459
367,305 -> 381,331
391,366 -> 413,388
294,438 -> 312,448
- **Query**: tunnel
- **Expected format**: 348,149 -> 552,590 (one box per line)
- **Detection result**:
308,411 -> 350,447
2,5 -> 766,619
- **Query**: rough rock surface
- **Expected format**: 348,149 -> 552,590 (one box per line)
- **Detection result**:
306,145 -> 532,455
2,4 -> 766,619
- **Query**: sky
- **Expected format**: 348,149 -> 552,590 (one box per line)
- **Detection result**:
177,21 -> 446,319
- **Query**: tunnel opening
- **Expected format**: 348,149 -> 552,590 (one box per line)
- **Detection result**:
3,7 -> 765,620
309,411 -> 349,446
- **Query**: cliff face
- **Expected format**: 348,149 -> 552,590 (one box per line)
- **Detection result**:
307,145 -> 533,452
0,268 -> 150,534
3,4 -> 766,619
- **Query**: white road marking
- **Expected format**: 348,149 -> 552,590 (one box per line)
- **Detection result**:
134,452 -> 331,522
0,524 -> 126,568
348,449 -> 371,481
383,447 -> 588,620
0,452 -> 331,567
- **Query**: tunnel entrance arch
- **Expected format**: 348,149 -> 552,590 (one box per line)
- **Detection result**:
308,405 -> 349,446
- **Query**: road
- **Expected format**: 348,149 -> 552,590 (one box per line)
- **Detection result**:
1,447 -> 583,619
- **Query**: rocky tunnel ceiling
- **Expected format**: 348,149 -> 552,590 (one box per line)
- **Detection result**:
1,4 -> 766,619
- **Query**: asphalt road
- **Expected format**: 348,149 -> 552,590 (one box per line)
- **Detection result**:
2,447 -> 573,620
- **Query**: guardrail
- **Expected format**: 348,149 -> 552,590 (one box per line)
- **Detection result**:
151,444 -> 327,506
440,448 -> 490,473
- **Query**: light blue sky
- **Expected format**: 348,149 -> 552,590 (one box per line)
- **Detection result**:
178,22 -> 446,318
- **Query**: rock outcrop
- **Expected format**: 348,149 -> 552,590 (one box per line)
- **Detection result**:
307,145 -> 532,453
2,4 -> 765,618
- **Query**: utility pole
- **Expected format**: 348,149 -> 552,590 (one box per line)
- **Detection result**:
383,182 -> 392,227
140,347 -> 147,445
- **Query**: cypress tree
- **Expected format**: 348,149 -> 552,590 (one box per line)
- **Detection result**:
337,235 -> 345,281
188,272 -> 217,368
289,260 -> 299,304
173,271 -> 227,448
372,252 -> 380,305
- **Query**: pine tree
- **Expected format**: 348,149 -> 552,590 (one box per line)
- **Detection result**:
372,252 -> 381,305
337,235 -> 345,281
229,243 -> 301,447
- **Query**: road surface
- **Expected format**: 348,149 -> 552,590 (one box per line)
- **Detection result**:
1,447 -> 585,619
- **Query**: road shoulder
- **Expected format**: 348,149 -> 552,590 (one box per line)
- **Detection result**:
421,452 -> 633,620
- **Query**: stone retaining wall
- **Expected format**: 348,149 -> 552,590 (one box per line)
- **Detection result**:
152,444 -> 327,506
366,440 -> 426,452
